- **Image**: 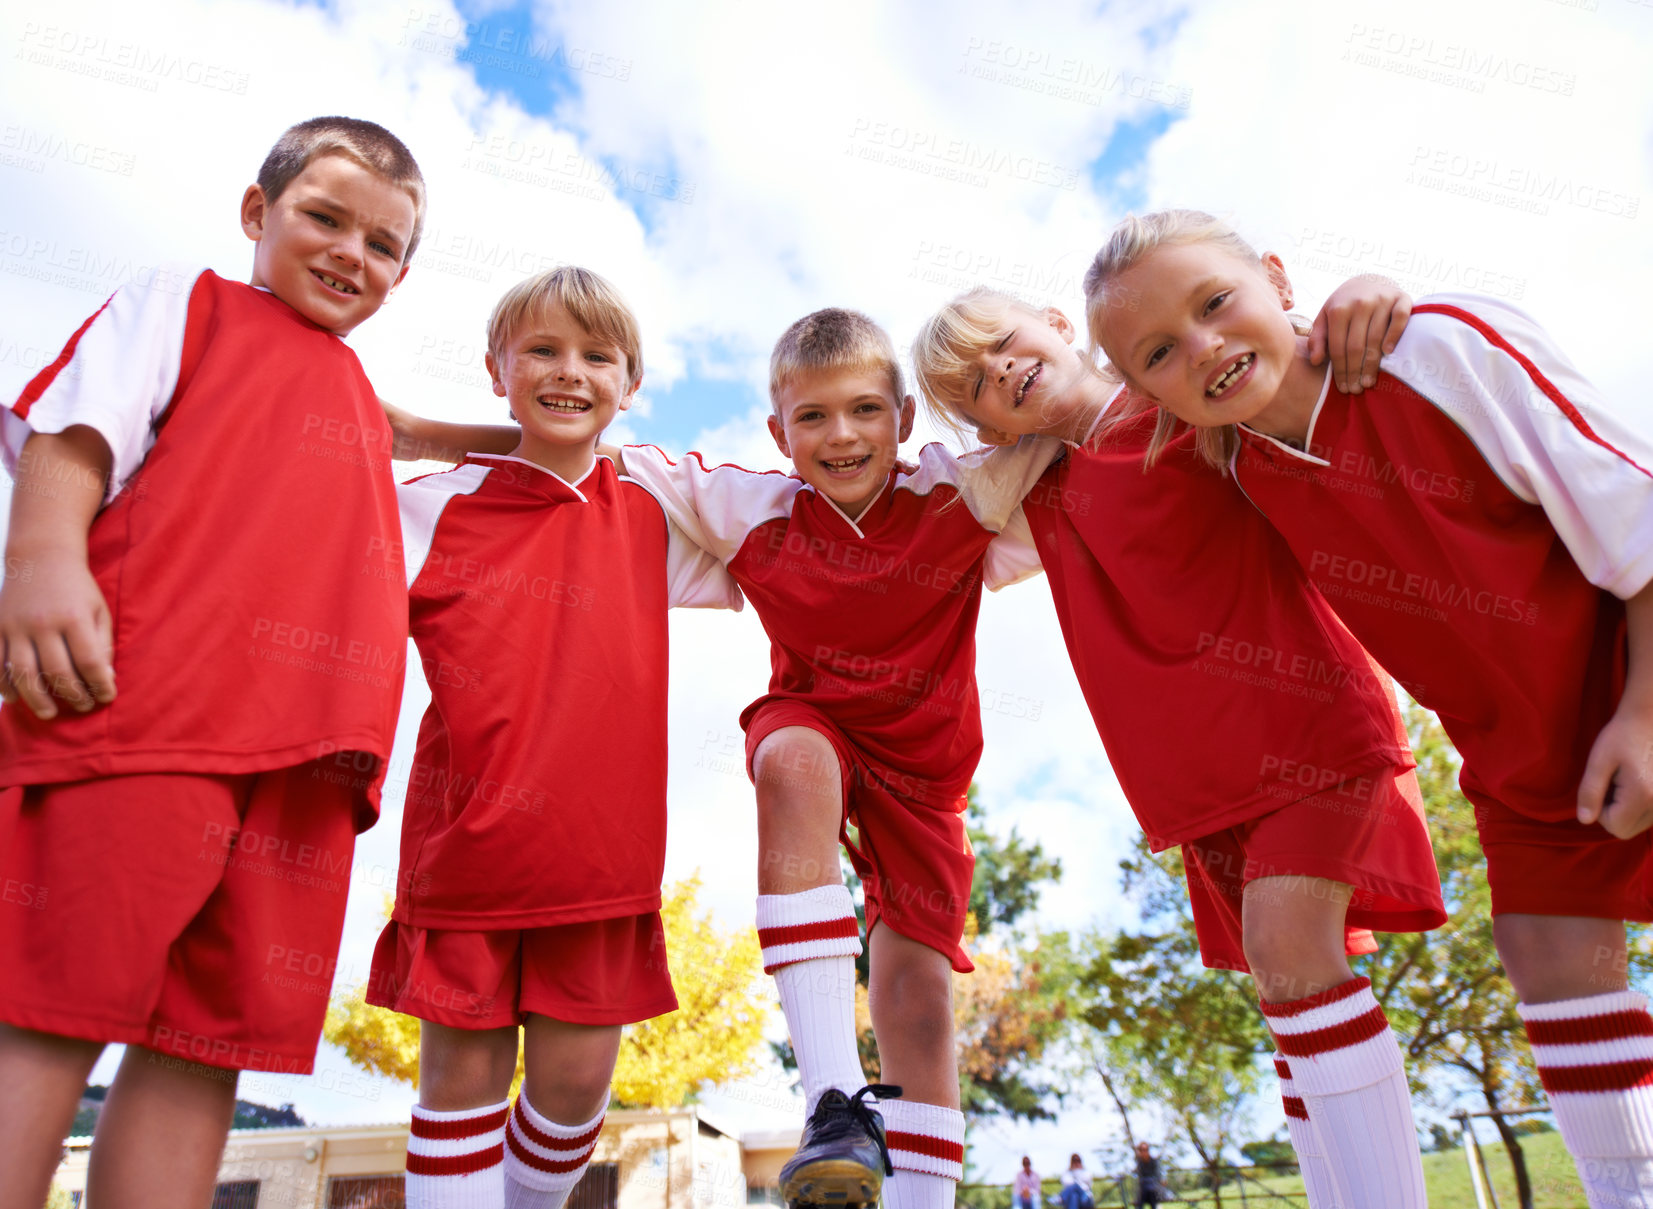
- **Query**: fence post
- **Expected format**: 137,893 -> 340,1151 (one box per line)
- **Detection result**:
1457,1112 -> 1491,1209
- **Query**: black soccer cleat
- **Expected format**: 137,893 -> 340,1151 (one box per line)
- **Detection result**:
780,1083 -> 903,1208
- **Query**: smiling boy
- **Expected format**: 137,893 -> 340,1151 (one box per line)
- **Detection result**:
0,116 -> 421,1209
618,309 -> 1054,1209
369,267 -> 740,1208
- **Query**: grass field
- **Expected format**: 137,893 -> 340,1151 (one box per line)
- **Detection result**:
959,1131 -> 1589,1208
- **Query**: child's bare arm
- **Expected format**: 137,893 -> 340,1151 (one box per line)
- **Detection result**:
1308,275 -> 1412,396
1579,581 -> 1653,838
0,428 -> 117,718
381,399 -> 518,463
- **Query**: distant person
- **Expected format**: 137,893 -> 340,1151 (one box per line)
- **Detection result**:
1135,1143 -> 1169,1206
1060,1153 -> 1094,1209
1013,1155 -> 1041,1209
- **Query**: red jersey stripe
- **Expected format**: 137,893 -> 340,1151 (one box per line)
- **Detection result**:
1525,1010 -> 1653,1048
1538,1058 -> 1653,1094
409,1106 -> 509,1139
1413,303 -> 1653,481
1271,1007 -> 1390,1058
886,1131 -> 965,1164
512,1101 -> 603,1153
507,1127 -> 593,1174
759,918 -> 861,948
405,1142 -> 505,1175
1259,978 -> 1372,1020
13,296 -> 114,420
1282,1095 -> 1309,1121
1273,1058 -> 1292,1079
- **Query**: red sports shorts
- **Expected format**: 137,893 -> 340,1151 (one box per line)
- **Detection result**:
1469,788 -> 1653,921
744,698 -> 975,973
0,762 -> 359,1072
1182,767 -> 1446,973
367,913 -> 677,1029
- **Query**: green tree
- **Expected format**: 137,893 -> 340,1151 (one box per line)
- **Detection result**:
232,1101 -> 307,1129
1071,843 -> 1268,1205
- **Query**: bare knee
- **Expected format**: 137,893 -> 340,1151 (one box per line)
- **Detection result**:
523,1067 -> 612,1124
417,1024 -> 518,1109
869,949 -> 953,1045
866,934 -> 957,1106
1242,878 -> 1353,1005
753,728 -> 841,816
753,727 -> 843,893
1495,914 -> 1627,1003
523,1019 -> 620,1124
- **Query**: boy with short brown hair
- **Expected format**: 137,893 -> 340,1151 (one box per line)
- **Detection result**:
0,115 -> 422,1209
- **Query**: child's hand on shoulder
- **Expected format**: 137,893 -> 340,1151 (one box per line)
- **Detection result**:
0,549 -> 115,719
1310,275 -> 1413,396
1578,694 -> 1653,839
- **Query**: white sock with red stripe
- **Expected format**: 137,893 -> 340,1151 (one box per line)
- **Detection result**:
879,1098 -> 964,1209
1261,977 -> 1425,1209
503,1093 -> 605,1209
1519,990 -> 1653,1208
1273,1053 -> 1337,1208
406,1100 -> 509,1208
757,884 -> 865,1111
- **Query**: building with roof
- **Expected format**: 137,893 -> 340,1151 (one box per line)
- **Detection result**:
51,1108 -> 802,1208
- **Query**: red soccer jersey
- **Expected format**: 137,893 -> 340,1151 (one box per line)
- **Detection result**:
621,441 -> 1052,795
1231,294 -> 1653,827
1017,410 -> 1411,848
0,268 -> 406,826
391,454 -> 741,929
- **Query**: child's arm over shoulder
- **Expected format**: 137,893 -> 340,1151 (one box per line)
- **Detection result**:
1309,275 -> 1412,394
1386,292 -> 1653,600
380,399 -> 518,463
0,276 -> 198,718
620,443 -> 802,565
982,504 -> 1043,591
663,519 -> 745,611
929,435 -> 1063,532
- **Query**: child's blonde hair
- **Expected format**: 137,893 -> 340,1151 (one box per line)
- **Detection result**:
769,308 -> 904,412
486,266 -> 644,389
909,287 -> 1015,442
256,116 -> 427,261
911,287 -> 1122,445
1085,209 -> 1269,471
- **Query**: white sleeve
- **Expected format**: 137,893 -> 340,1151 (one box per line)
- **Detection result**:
664,519 -> 745,610
621,443 -> 803,564
2,269 -> 202,502
911,437 -> 1063,532
396,463 -> 491,586
1382,293 -> 1653,598
983,505 -> 1044,590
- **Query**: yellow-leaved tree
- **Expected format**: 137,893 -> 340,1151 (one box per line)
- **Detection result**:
325,875 -> 766,1107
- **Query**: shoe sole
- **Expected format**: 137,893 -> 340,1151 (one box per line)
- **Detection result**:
782,1159 -> 883,1207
